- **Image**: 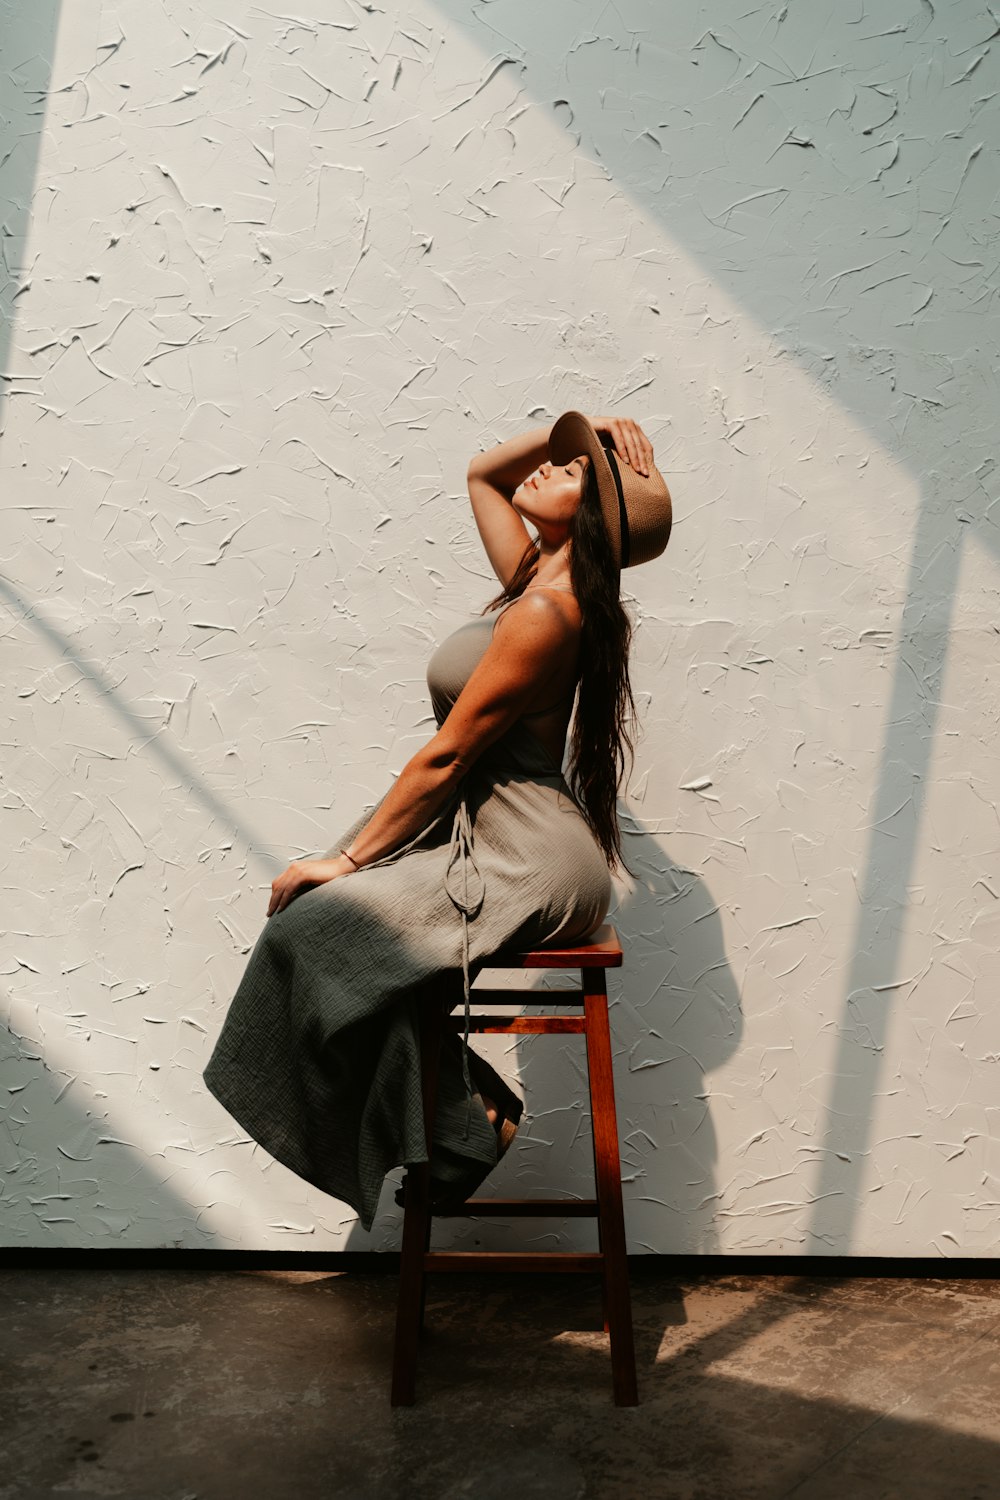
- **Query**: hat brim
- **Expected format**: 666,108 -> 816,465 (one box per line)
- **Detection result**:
548,410 -> 623,572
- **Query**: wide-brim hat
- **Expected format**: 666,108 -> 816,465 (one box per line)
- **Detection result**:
549,410 -> 672,572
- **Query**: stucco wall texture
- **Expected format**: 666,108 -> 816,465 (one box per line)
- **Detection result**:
2,0 -> 998,1256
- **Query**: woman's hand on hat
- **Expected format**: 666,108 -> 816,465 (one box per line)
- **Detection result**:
267,855 -> 354,916
590,416 -> 654,477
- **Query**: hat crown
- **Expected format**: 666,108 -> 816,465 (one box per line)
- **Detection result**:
603,443 -> 672,568
549,410 -> 672,571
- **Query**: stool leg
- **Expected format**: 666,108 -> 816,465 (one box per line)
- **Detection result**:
584,970 -> 638,1407
418,1178 -> 434,1332
390,997 -> 443,1406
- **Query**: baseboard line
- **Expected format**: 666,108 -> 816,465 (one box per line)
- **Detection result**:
0,1247 -> 996,1277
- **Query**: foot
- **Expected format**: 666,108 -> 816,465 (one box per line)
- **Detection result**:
393,1095 -> 517,1211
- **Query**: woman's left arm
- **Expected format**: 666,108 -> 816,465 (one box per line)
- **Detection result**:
266,746 -> 461,915
267,593 -> 573,915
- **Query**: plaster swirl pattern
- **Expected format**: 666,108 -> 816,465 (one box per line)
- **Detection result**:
2,0 -> 998,1254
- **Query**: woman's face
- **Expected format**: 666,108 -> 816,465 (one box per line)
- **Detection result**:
513,454 -> 590,531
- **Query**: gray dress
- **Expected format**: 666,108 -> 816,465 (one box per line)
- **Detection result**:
202,596 -> 612,1231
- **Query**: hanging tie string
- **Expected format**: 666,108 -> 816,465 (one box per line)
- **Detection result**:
443,786 -> 485,1138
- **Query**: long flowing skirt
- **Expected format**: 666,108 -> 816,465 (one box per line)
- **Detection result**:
202,766 -> 612,1231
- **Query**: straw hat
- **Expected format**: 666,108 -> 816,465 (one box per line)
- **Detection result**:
548,410 -> 672,571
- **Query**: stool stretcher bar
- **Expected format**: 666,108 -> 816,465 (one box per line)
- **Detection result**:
450,1015 -> 586,1033
425,1252 -> 604,1273
438,1197 -> 599,1218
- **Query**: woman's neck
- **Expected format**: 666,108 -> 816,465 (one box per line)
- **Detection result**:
533,543 -> 572,592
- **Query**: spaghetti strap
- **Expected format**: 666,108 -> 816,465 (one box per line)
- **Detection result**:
490,597 -> 520,635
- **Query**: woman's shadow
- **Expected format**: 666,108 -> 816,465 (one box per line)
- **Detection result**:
600,823 -> 744,1255
343,819 -> 742,1256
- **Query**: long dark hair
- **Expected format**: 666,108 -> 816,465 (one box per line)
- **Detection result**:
481,461 -> 638,873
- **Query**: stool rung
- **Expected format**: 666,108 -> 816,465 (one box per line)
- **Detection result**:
468,988 -> 585,1006
424,1251 -> 603,1273
392,922 -> 637,1408
439,1197 -> 599,1218
448,1015 -> 586,1034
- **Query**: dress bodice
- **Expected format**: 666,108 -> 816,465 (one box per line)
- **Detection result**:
426,603 -> 570,779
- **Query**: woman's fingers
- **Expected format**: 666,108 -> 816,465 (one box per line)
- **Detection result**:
268,862 -> 302,917
267,858 -> 344,915
605,418 -> 624,466
615,419 -> 648,476
630,420 -> 654,472
267,875 -> 285,917
591,415 -> 653,476
625,421 -> 646,474
635,421 -> 654,476
618,420 -> 637,471
611,420 -> 635,472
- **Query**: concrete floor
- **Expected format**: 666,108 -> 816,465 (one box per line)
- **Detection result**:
2,1268 -> 999,1500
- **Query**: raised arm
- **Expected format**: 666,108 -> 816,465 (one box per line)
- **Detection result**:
467,415 -> 655,586
466,423 -> 552,587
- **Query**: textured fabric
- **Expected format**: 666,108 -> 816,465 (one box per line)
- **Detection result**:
202,600 -> 613,1231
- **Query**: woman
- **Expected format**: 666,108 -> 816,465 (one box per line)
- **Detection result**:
203,411 -> 672,1230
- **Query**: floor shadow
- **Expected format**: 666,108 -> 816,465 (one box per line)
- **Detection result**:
8,1264 -> 1000,1499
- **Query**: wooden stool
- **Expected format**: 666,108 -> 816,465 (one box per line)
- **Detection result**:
390,923 -> 637,1406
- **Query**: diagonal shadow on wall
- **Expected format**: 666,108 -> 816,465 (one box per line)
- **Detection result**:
0,0 -> 290,1248
5,0 -> 997,1260
0,0 -> 62,391
424,0 -> 1000,1252
0,1 -> 278,868
0,574 -> 277,866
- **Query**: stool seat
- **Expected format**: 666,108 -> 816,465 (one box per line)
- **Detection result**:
390,923 -> 638,1407
488,922 -> 624,968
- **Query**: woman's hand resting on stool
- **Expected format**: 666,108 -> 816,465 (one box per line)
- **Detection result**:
267,854 -> 357,916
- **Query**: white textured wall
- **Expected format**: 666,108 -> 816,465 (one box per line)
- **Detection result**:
3,0 -> 999,1256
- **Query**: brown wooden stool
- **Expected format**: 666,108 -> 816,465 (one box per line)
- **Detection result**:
390,922 -> 637,1406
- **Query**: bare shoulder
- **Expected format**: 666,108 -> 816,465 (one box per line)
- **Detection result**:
492,589 -> 582,648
